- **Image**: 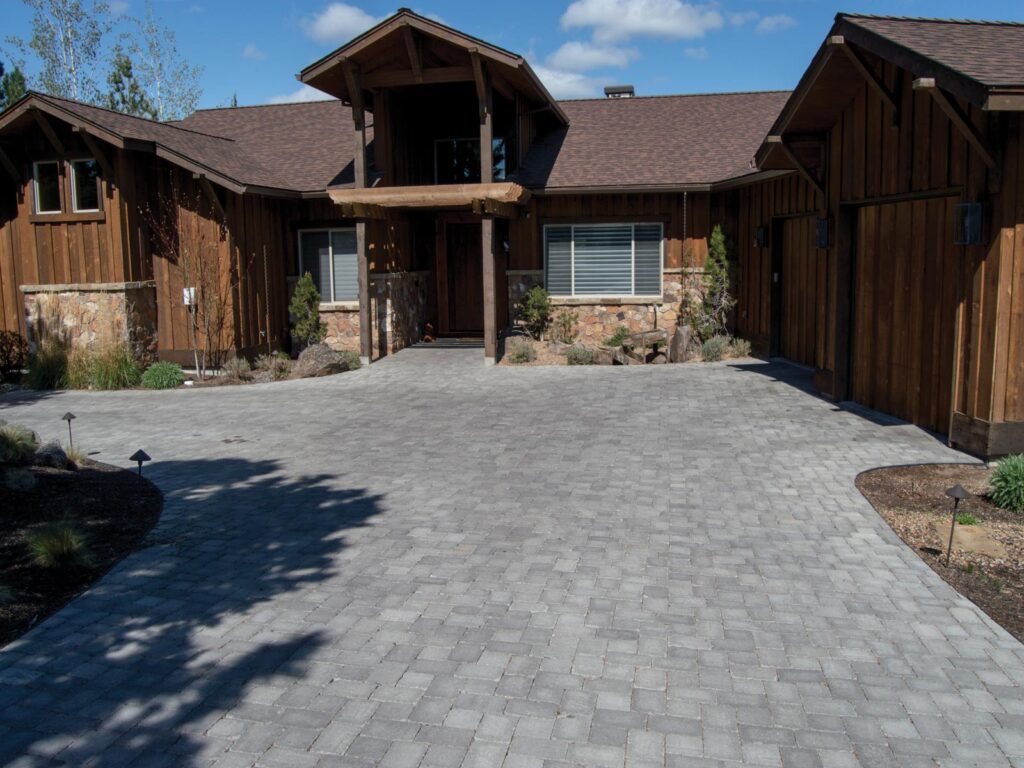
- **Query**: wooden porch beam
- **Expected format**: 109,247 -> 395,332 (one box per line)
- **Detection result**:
362,66 -> 473,89
472,198 -> 518,219
914,78 -> 998,170
31,108 -> 65,156
341,59 -> 365,130
402,24 -> 423,83
767,135 -> 825,201
831,37 -> 899,124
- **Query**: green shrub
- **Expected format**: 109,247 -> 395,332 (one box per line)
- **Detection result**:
552,309 -> 578,344
990,455 -> 1024,512
142,362 -> 184,390
956,513 -> 978,526
25,342 -> 68,390
65,444 -> 88,468
66,344 -> 142,390
255,353 -> 292,380
701,336 -> 730,362
338,350 -> 361,370
222,356 -> 252,381
603,326 -> 630,347
506,338 -> 537,364
0,330 -> 29,380
516,286 -> 552,339
729,337 -> 752,358
0,424 -> 39,465
27,522 -> 93,570
289,272 -> 326,348
566,346 -> 593,365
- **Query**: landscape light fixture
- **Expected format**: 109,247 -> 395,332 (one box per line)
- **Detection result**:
130,449 -> 151,477
944,484 -> 970,566
62,412 -> 76,447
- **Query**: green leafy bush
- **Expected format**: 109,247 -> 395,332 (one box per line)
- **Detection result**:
701,336 -> 730,362
67,344 -> 142,390
255,353 -> 292,380
289,272 -> 326,348
552,309 -> 578,344
956,513 -> 978,526
506,338 -> 537,364
142,362 -> 184,390
25,342 -> 68,390
603,326 -> 630,347
729,337 -> 752,358
0,330 -> 29,380
990,455 -> 1024,512
0,424 -> 39,465
566,346 -> 593,365
516,286 -> 552,339
28,523 -> 93,570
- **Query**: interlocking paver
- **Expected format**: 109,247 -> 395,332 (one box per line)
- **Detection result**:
1,352 -> 1023,767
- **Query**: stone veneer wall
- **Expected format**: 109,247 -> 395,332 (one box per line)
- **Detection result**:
318,271 -> 430,358
507,269 -> 697,345
22,282 -> 158,363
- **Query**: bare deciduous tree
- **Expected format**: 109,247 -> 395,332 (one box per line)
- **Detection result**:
127,0 -> 202,120
141,177 -> 235,378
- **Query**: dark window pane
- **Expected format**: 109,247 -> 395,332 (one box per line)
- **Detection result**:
72,159 -> 100,212
35,162 -> 61,213
299,231 -> 331,302
435,138 -> 481,184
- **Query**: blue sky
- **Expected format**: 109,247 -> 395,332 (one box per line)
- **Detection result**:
4,0 -> 1024,109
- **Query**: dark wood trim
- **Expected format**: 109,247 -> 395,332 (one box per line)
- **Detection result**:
472,199 -> 518,218
768,219 -> 783,357
838,186 -> 962,208
835,40 -> 899,124
29,211 -> 106,224
0,145 -> 20,183
31,108 -> 66,156
767,136 -> 825,201
402,24 -> 423,83
362,66 -> 474,90
914,79 -> 998,171
950,412 -> 1024,460
832,207 -> 855,402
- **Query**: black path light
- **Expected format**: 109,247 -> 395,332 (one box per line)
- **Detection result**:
62,412 -> 76,447
130,449 -> 151,477
945,484 -> 971,566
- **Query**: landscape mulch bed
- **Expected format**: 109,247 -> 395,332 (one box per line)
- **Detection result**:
857,463 -> 1023,643
0,461 -> 162,648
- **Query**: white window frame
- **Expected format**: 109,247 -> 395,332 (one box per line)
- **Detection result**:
297,227 -> 358,305
32,160 -> 62,215
69,158 -> 101,213
543,222 -> 664,299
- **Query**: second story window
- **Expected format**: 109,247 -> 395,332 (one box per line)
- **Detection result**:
71,159 -> 100,213
33,161 -> 62,214
434,138 -> 507,184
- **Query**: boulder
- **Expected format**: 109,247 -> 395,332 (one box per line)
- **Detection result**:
1,467 -> 37,492
669,325 -> 694,363
34,442 -> 69,470
592,348 -> 614,365
292,344 -> 353,379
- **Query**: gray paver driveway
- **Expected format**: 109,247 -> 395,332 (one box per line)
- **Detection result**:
1,350 -> 1023,768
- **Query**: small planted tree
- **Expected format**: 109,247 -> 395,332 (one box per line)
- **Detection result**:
681,224 -> 736,341
516,286 -> 552,340
289,272 -> 326,349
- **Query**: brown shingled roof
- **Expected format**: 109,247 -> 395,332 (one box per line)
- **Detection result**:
840,14 -> 1024,88
515,91 -> 791,191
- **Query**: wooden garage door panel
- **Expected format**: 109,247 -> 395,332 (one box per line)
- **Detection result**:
853,197 -> 958,433
780,217 -> 826,368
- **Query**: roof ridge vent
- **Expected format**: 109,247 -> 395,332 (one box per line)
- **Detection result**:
604,84 -> 635,98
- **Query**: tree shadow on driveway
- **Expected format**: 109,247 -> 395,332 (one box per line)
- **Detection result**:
0,457 -> 383,766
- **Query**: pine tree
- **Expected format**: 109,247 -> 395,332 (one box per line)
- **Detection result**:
105,47 -> 156,118
289,273 -> 326,348
0,62 -> 29,112
230,93 -> 238,108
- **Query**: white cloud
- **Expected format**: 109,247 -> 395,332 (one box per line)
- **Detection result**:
109,0 -> 130,15
756,14 -> 797,34
561,0 -> 723,43
303,3 -> 381,45
728,11 -> 759,26
684,46 -> 709,60
242,43 -> 266,60
269,85 -> 335,104
547,41 -> 636,72
531,64 -> 602,99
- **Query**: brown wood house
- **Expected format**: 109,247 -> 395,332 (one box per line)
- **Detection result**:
0,10 -> 1022,458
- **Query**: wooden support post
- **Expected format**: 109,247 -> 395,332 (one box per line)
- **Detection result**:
356,220 -> 371,366
832,37 -> 899,125
767,135 -> 826,202
342,58 -> 373,365
481,216 -> 497,364
914,78 -> 998,171
31,108 -> 65,156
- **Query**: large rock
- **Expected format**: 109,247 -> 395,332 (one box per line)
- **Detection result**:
1,467 -> 37,492
35,442 -> 69,469
669,325 -> 694,363
292,344 -> 354,379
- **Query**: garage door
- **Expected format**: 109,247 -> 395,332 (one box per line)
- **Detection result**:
852,197 -> 959,433
778,216 -> 826,368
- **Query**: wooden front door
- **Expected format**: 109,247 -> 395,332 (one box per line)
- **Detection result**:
778,216 -> 826,368
851,197 -> 959,433
444,221 -> 484,335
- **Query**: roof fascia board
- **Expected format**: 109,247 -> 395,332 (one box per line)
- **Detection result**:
153,145 -> 246,195
0,95 -> 126,150
709,169 -> 795,192
533,183 -> 713,195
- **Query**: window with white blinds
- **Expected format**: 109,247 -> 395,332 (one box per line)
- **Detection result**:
298,229 -> 358,303
544,223 -> 663,297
